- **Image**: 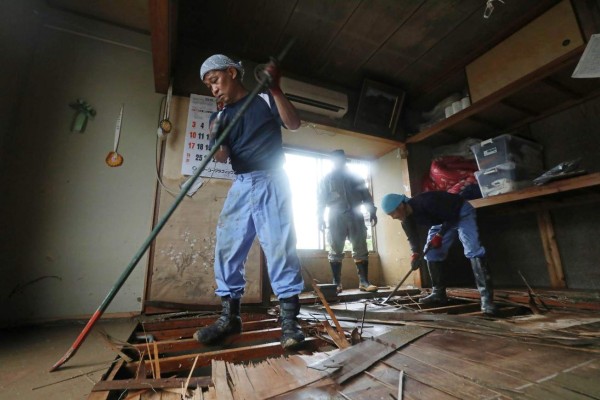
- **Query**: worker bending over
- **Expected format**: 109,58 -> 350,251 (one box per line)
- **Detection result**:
381,191 -> 497,315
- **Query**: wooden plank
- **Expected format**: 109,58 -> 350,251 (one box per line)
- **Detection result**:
341,363 -> 458,400
519,380 -> 598,400
321,320 -> 350,350
382,353 -> 509,400
398,340 -> 529,391
87,359 -> 125,400
467,0 -> 585,103
413,330 -> 595,382
311,279 -> 350,348
536,210 -> 567,288
447,288 -> 600,311
140,313 -> 269,331
414,302 -> 482,314
469,172 -> 600,208
211,360 -> 234,400
552,359 -> 600,398
131,327 -> 284,354
125,337 -> 322,375
227,355 -> 333,399
92,377 -> 212,392
309,326 -> 432,384
146,319 -> 279,340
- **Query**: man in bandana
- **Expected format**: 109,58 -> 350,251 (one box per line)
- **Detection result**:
380,192 -> 497,315
193,54 -> 305,348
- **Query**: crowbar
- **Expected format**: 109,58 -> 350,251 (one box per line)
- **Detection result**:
381,243 -> 432,305
50,39 -> 296,372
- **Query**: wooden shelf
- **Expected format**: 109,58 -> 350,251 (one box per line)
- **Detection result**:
404,47 -> 599,147
469,172 -> 600,208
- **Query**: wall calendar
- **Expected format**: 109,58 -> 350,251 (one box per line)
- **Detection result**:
181,94 -> 234,179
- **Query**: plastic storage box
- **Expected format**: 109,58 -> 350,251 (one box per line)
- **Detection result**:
470,134 -> 544,170
474,162 -> 542,197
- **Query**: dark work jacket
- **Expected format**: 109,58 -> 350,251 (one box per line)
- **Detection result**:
317,167 -> 376,219
401,191 -> 464,253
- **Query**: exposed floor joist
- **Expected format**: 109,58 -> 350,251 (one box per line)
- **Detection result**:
89,289 -> 600,399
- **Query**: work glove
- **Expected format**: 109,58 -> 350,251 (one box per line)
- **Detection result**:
264,58 -> 282,94
410,253 -> 423,271
429,233 -> 443,249
318,217 -> 326,232
370,214 -> 378,227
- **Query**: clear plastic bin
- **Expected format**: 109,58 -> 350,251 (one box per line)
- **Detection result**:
474,162 -> 542,197
470,134 -> 544,170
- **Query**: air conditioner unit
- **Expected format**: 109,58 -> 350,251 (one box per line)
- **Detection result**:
280,77 -> 348,119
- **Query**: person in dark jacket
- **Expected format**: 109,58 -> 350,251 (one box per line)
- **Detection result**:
381,191 -> 497,315
318,149 -> 378,293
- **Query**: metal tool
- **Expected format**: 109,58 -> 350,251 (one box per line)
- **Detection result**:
381,243 -> 432,305
50,40 -> 296,372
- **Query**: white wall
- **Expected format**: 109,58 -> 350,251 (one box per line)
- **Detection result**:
0,1 -> 160,325
372,149 -> 414,286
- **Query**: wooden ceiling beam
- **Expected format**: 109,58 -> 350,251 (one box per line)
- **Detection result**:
149,0 -> 177,94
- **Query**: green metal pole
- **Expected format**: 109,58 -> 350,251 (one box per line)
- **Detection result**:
50,40 -> 295,371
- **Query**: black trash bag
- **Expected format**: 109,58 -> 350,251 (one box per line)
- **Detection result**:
533,159 -> 587,186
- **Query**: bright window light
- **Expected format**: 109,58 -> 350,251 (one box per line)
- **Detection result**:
283,151 -> 374,251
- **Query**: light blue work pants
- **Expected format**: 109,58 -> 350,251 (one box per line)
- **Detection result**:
327,211 -> 368,263
213,169 -> 304,300
424,202 -> 486,262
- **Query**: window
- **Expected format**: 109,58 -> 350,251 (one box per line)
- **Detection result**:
283,151 -> 374,251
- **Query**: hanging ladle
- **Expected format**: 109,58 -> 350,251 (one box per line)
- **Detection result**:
106,104 -> 124,167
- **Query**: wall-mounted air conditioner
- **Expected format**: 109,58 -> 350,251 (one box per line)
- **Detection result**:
280,77 -> 348,119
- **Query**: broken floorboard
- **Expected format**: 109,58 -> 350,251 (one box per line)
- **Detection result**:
89,290 -> 600,399
202,324 -> 600,399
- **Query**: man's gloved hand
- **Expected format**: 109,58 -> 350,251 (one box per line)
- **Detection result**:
370,214 -> 378,227
264,59 -> 282,94
318,219 -> 326,232
410,253 -> 422,271
429,233 -> 443,249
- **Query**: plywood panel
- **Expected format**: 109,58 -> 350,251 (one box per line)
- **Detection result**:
148,178 -> 262,305
467,0 -> 584,103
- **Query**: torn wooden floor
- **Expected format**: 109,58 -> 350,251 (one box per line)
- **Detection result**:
89,289 -> 600,399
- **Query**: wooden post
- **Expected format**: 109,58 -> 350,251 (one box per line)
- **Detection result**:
536,209 -> 566,288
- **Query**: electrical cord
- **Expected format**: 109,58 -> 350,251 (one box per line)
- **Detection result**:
154,95 -> 180,197
153,95 -> 222,199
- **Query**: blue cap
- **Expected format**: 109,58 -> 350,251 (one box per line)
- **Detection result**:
381,193 -> 409,214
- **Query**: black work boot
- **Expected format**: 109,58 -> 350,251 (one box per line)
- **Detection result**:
279,295 -> 305,349
419,261 -> 448,305
356,261 -> 378,292
470,257 -> 498,315
193,296 -> 242,344
330,261 -> 343,293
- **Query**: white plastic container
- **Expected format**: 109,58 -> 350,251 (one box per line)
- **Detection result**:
470,134 -> 544,170
474,162 -> 542,197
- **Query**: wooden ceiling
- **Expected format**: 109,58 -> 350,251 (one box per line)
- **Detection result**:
48,0 -> 600,144
46,0 -> 566,108
171,0 -> 562,110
